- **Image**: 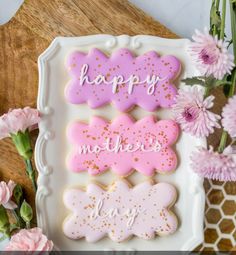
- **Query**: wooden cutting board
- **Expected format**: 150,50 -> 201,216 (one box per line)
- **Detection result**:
0,0 -> 235,251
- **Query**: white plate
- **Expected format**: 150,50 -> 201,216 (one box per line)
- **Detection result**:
35,35 -> 206,251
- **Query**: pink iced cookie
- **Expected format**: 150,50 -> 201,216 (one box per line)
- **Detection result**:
67,114 -> 179,176
65,48 -> 181,111
63,180 -> 178,242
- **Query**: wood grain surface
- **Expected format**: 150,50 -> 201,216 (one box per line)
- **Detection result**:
0,0 -> 235,251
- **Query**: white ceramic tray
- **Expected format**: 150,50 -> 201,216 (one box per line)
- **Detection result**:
35,35 -> 206,251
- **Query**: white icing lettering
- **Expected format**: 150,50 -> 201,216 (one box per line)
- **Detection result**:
112,75 -> 124,94
125,208 -> 146,228
127,75 -> 140,94
90,199 -> 103,220
77,135 -> 162,155
78,64 -> 167,95
77,144 -> 93,154
79,64 -> 90,85
146,74 -> 162,95
90,199 -> 147,228
94,74 -> 106,84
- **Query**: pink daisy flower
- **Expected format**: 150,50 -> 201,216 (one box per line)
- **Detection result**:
172,86 -> 221,137
188,28 -> 234,79
222,95 -> 236,138
191,146 -> 236,181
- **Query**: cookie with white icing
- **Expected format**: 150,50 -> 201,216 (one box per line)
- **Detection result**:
67,114 -> 179,176
65,48 -> 181,111
63,180 -> 178,243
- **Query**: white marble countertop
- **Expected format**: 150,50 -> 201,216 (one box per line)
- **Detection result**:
129,0 -> 231,39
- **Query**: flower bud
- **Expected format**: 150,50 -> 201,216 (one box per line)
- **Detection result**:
0,205 -> 10,237
20,200 -> 33,223
11,130 -> 33,160
13,184 -> 23,206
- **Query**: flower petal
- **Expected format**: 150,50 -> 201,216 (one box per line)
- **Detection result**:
191,146 -> 236,181
5,227 -> 53,251
4,200 -> 17,210
0,116 -> 10,140
0,107 -> 40,138
172,87 -> 220,137
188,29 -> 235,79
222,95 -> 236,138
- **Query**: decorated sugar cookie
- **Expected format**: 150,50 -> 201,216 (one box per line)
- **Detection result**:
65,48 -> 181,111
67,114 -> 179,176
63,180 -> 178,242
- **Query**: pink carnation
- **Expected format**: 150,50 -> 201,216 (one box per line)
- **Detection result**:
188,28 -> 234,79
0,180 -> 17,210
172,87 -> 220,137
5,228 -> 53,252
222,95 -> 236,138
191,146 -> 236,181
0,107 -> 40,139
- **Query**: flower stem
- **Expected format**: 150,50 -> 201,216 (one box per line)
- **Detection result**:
12,210 -> 19,223
229,69 -> 236,97
12,209 -> 25,228
230,0 -> 236,64
211,0 -> 220,36
220,0 -> 226,40
218,2 -> 236,153
229,1 -> 236,95
204,86 -> 210,97
213,0 -> 220,38
24,159 -> 37,192
219,76 -> 234,152
218,130 -> 228,153
26,222 -> 30,229
217,0 -> 226,153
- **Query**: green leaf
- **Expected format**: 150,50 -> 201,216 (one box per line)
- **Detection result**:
13,184 -> 23,206
211,9 -> 221,28
181,77 -> 205,86
11,130 -> 33,160
205,76 -> 215,86
215,80 -> 232,87
182,75 -> 231,89
0,206 -> 10,238
204,76 -> 232,88
20,200 -> 33,224
210,0 -> 221,35
222,69 -> 236,97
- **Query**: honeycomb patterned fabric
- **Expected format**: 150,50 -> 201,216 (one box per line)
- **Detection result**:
194,180 -> 236,252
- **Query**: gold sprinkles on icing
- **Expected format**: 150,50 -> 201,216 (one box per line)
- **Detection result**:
63,180 -> 178,242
